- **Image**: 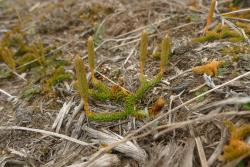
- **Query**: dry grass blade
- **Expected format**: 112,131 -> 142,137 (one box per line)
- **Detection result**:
65,100 -> 83,134
221,8 -> 250,16
83,126 -> 147,163
179,139 -> 196,167
146,142 -> 183,167
195,137 -> 208,167
154,111 -> 250,139
0,126 -> 94,147
67,154 -> 120,167
0,88 -> 18,102
208,128 -> 227,166
52,100 -> 73,133
200,96 -> 250,111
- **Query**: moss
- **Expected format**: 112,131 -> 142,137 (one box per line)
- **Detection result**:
21,86 -> 41,101
193,24 -> 248,43
75,33 -> 166,122
241,103 -> 250,111
29,41 -> 45,65
236,22 -> 250,34
88,79 -> 128,102
0,68 -> 12,79
87,74 -> 162,121
45,67 -> 72,88
221,45 -> 250,62
0,47 -> 16,70
88,111 -> 128,122
0,27 -> 25,48
16,54 -> 37,68
217,61 -> 231,76
195,86 -> 209,102
193,30 -> 220,43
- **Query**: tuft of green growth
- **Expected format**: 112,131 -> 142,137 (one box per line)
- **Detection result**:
193,31 -> 220,43
217,61 -> 231,76
221,45 -> 250,62
124,74 -> 162,114
236,22 -> 250,34
88,80 -> 127,102
87,36 -> 95,80
75,34 -> 165,122
0,47 -> 16,70
87,73 -> 162,122
0,27 -> 44,71
0,68 -> 12,79
193,24 -> 247,43
241,103 -> 250,111
29,40 -> 45,65
160,34 -> 171,75
195,86 -> 209,102
139,30 -> 148,78
0,26 -> 25,48
21,86 -> 41,101
152,43 -> 161,59
46,67 -> 71,88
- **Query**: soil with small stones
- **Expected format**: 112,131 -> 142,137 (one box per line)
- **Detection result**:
0,0 -> 250,167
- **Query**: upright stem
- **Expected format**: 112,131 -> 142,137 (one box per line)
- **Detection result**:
139,30 -> 148,78
87,36 -> 95,80
160,34 -> 171,75
74,55 -> 92,116
204,0 -> 216,33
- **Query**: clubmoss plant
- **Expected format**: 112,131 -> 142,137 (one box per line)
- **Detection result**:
75,32 -> 169,122
139,30 -> 148,79
204,0 -> 217,33
0,47 -> 16,70
193,24 -> 247,43
160,34 -> 171,75
30,40 -> 45,65
87,36 -> 95,80
75,55 -> 92,116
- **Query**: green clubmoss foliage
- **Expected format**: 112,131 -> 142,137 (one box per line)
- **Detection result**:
75,33 -> 165,122
193,24 -> 249,43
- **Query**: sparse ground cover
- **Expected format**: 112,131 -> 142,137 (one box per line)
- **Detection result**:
0,0 -> 250,166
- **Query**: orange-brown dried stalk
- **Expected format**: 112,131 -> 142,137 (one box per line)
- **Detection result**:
192,59 -> 224,76
149,97 -> 166,116
220,121 -> 250,161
